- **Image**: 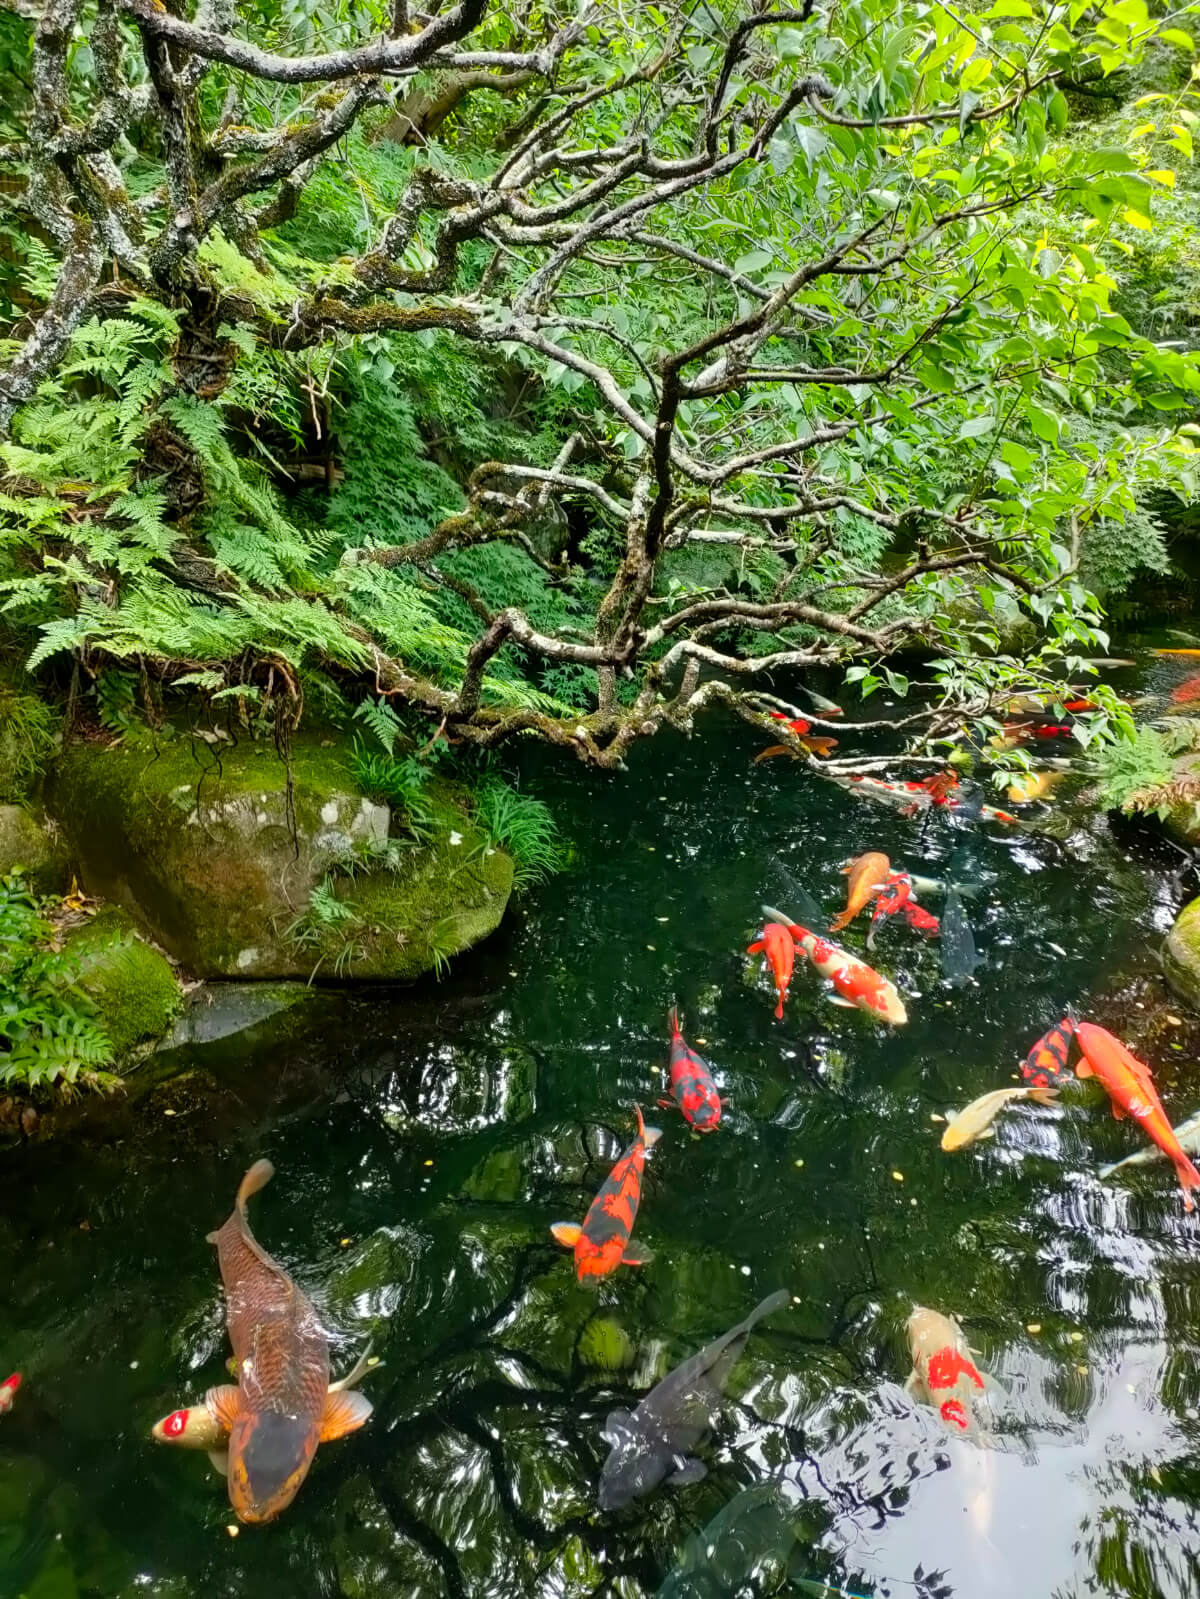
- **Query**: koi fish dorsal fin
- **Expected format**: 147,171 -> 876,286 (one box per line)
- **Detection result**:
320,1388 -> 373,1442
204,1385 -> 242,1432
550,1223 -> 582,1248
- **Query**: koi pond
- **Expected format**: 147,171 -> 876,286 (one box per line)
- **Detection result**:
3,656 -> 1200,1599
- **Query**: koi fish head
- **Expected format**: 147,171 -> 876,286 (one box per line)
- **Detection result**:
0,1373 -> 20,1414
768,709 -> 811,735
228,1409 -> 320,1524
152,1403 -> 223,1449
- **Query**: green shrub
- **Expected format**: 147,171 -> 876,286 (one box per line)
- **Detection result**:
473,777 -> 565,889
0,873 -> 116,1093
0,682 -> 57,801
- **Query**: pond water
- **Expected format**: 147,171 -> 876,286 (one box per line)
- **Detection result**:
4,658 -> 1200,1599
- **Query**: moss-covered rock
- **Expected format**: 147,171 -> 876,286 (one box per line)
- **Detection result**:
63,906 -> 182,1058
1163,895 -> 1200,1011
48,729 -> 513,980
0,804 -> 70,892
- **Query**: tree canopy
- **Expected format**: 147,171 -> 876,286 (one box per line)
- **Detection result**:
1,0 -> 1199,767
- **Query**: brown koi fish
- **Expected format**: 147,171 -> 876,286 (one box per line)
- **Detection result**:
204,1160 -> 372,1523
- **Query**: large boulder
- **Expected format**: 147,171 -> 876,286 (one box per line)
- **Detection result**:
0,803 -> 70,892
1163,895 -> 1200,1011
48,730 -> 513,980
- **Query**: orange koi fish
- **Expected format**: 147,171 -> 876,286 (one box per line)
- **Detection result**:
1021,1017 -> 1075,1088
0,1373 -> 20,1417
830,852 -> 891,933
1074,1023 -> 1200,1211
551,1107 -> 660,1279
1171,673 -> 1200,705
747,920 -> 797,1019
661,1007 -> 721,1132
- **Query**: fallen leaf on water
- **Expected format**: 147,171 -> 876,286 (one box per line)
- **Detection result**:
1027,1323 -> 1042,1335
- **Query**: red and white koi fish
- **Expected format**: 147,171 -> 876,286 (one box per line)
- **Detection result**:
906,1308 -> 994,1436
551,1107 -> 660,1280
761,907 -> 906,1025
661,1006 -> 721,1132
0,1373 -> 20,1416
1074,1023 -> 1200,1211
747,920 -> 796,1019
831,773 -> 1019,824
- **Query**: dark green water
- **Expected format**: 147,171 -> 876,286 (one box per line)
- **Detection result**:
4,673 -> 1200,1599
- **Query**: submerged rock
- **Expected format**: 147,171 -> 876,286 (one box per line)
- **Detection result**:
1163,895 -> 1200,1012
158,981 -> 316,1049
63,906 -> 182,1060
0,803 -> 70,892
48,729 -> 513,979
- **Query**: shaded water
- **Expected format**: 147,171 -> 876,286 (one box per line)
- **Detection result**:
4,671 -> 1200,1598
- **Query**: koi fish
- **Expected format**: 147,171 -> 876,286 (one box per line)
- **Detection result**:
832,773 -> 1018,824
830,852 -> 891,933
0,1373 -> 20,1416
940,886 -> 978,986
1155,648 -> 1200,657
204,1160 -> 372,1524
763,908 -> 907,1025
1170,673 -> 1200,705
598,1290 -> 788,1510
754,733 -> 839,762
940,1085 -> 1060,1150
1074,1023 -> 1200,1211
152,1348 -> 377,1461
866,872 -> 940,950
798,686 -> 845,716
1021,1017 -> 1075,1087
906,1307 -> 994,1436
1100,1108 -> 1200,1178
1006,770 -> 1062,804
661,1006 -> 721,1133
551,1107 -> 660,1279
768,709 -> 810,735
747,920 -> 796,1019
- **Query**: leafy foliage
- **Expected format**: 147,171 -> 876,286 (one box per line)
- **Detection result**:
473,777 -> 566,889
1095,725 -> 1175,811
0,876 -> 116,1094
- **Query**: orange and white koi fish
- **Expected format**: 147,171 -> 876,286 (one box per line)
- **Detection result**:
1074,1023 -> 1200,1211
0,1374 -> 20,1416
747,920 -> 796,1019
906,1307 -> 994,1436
762,907 -> 906,1025
551,1107 -> 660,1280
830,852 -> 891,933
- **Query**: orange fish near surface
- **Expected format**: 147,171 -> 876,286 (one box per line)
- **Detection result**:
551,1107 -> 660,1280
204,1161 -> 372,1524
793,928 -> 908,1025
747,921 -> 796,1018
0,1373 -> 20,1416
1074,1023 -> 1200,1211
830,852 -> 891,933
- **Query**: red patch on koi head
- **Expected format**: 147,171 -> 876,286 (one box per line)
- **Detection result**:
940,1399 -> 969,1430
163,1408 -> 189,1437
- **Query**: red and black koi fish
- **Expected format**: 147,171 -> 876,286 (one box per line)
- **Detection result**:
747,921 -> 796,1018
661,1006 -> 721,1133
0,1373 -> 20,1417
1021,1017 -> 1076,1089
551,1107 -> 660,1280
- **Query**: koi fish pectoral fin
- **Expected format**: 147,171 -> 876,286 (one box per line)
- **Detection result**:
320,1388 -> 373,1442
207,1449 -> 230,1478
667,1457 -> 708,1487
828,995 -> 857,1009
204,1385 -> 242,1432
621,1245 -> 653,1266
1112,1102 -> 1128,1121
550,1223 -> 582,1248
747,940 -> 765,955
1074,1059 -> 1095,1079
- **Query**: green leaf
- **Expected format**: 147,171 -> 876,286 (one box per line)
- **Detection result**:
1159,27 -> 1195,51
957,414 -> 997,440
1047,90 -> 1068,130
1028,404 -> 1058,443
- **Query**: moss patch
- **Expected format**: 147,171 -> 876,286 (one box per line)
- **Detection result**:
0,804 -> 70,892
1164,895 -> 1200,1012
64,906 -> 182,1059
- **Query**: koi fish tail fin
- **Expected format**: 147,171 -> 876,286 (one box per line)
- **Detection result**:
1029,1087 -> 1061,1107
236,1158 -> 276,1214
1173,1152 -> 1200,1211
774,996 -> 784,1020
642,1124 -> 663,1149
827,910 -> 852,933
